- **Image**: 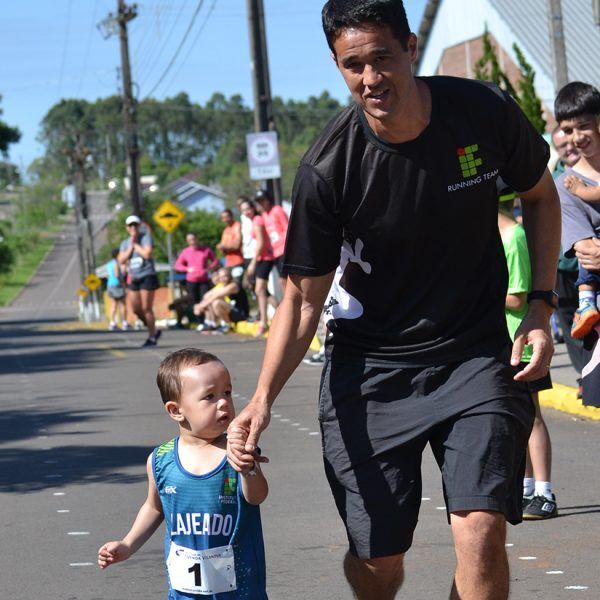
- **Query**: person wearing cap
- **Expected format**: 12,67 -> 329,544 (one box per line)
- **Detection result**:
255,190 -> 289,293
118,215 -> 161,346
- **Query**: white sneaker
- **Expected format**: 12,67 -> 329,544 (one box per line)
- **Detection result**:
121,322 -> 129,331
108,322 -> 119,331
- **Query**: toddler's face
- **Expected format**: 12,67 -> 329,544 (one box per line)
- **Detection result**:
176,362 -> 234,438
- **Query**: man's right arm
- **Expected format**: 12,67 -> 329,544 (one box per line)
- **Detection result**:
227,270 -> 334,471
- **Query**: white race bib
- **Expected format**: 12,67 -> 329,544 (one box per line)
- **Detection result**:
167,541 -> 236,595
129,256 -> 143,270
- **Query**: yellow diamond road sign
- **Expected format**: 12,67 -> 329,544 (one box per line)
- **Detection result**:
154,199 -> 184,233
83,273 -> 102,291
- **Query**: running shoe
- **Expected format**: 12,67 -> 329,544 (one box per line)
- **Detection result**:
522,494 -> 534,511
196,323 -> 216,332
303,353 -> 325,366
522,494 -> 558,520
571,302 -> 600,338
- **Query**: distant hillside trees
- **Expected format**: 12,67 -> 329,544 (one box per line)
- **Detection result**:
37,91 -> 345,199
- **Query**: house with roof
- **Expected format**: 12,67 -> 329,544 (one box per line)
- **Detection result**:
415,0 -> 600,126
165,172 -> 226,214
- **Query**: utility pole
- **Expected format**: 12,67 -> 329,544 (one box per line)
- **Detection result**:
547,0 -> 569,92
98,1 -> 143,217
65,142 -> 100,321
246,0 -> 282,204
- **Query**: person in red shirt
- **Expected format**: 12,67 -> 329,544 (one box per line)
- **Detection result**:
216,209 -> 244,281
240,199 -> 278,336
174,233 -> 220,305
255,190 -> 289,292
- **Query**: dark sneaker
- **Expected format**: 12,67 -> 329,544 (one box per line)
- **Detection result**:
571,302 -> 600,338
142,337 -> 157,347
522,494 -> 534,510
523,494 -> 558,520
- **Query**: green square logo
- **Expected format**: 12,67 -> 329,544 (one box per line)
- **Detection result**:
223,476 -> 237,496
457,145 -> 483,178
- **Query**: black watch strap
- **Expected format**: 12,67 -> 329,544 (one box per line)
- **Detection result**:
527,290 -> 558,309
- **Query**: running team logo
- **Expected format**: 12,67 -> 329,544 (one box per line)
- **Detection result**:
457,144 -> 483,178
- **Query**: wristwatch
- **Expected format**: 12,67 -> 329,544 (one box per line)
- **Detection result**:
527,290 -> 559,309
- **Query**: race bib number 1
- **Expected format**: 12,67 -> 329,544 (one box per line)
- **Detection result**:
166,542 -> 236,595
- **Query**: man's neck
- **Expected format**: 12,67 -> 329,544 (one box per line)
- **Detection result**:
364,78 -> 432,144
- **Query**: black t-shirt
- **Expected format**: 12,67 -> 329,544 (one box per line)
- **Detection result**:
283,76 -> 550,366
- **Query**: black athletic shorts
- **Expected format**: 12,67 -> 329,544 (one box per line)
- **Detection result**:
318,348 -> 535,559
254,260 -> 274,281
518,363 -> 553,393
128,274 -> 159,291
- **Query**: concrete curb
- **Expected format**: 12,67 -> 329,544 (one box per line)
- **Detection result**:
539,383 -> 600,421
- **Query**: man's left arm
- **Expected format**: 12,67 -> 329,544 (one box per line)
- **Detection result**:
513,168 -> 561,381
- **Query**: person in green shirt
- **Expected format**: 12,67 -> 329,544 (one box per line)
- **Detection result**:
498,181 -> 558,520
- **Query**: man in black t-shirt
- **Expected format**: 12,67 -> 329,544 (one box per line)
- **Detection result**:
227,1 -> 561,598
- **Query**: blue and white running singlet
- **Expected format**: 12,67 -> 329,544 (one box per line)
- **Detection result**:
153,438 -> 267,599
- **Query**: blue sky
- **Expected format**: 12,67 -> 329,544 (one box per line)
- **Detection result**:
1,0 -> 427,171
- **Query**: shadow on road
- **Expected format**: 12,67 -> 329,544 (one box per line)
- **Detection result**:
555,505 -> 600,517
0,443 -> 150,493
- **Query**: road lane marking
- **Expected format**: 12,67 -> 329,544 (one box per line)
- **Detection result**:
57,510 -> 70,513
564,586 -> 589,590
68,532 -> 90,536
96,343 -> 127,358
53,492 -> 65,496
519,556 -> 537,560
70,563 -> 94,567
547,571 -> 564,574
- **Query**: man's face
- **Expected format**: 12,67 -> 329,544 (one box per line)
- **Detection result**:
559,114 -> 600,160
220,211 -> 233,226
186,234 -> 197,247
552,129 -> 579,167
332,24 -> 417,126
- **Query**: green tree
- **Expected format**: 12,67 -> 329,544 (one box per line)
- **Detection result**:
473,27 -> 517,98
512,43 -> 546,134
0,96 -> 21,157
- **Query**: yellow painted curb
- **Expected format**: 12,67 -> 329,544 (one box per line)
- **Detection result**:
539,382 -> 600,421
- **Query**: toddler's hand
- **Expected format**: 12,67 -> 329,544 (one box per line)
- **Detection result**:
564,174 -> 584,195
98,540 -> 131,569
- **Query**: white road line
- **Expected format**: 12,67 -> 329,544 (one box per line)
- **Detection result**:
292,422 -> 300,426
53,492 -> 66,496
546,571 -> 564,574
564,586 -> 589,590
57,510 -> 70,513
70,563 -> 94,567
280,418 -> 290,422
68,532 -> 90,536
298,427 -> 309,431
272,413 -> 281,417
505,543 -> 514,547
422,497 -> 431,501
518,556 -> 537,560
436,506 -> 446,510
309,432 -> 319,436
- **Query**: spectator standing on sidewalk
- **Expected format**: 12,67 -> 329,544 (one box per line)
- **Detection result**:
217,209 -> 245,283
555,82 -> 600,407
239,199 -> 277,337
255,189 -> 289,293
105,248 -> 129,331
237,195 -> 257,293
498,182 -> 557,520
174,233 -> 220,305
227,1 -> 560,598
551,127 -> 585,394
118,215 -> 161,347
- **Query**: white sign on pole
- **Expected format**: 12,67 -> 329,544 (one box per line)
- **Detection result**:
246,131 -> 281,180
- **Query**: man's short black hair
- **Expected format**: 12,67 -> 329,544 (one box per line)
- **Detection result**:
322,0 -> 411,54
554,81 -> 600,123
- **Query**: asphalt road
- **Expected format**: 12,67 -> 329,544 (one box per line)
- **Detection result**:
1,204 -> 599,599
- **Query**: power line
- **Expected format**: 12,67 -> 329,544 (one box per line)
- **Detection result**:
57,0 -> 73,99
143,0 -> 206,99
136,0 -> 189,90
76,0 -> 100,97
161,0 -> 218,94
